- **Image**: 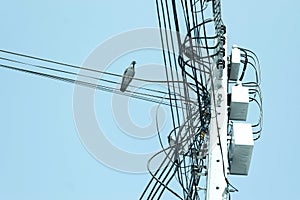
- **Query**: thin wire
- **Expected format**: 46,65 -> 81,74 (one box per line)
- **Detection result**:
141,0 -> 252,199
0,56 -> 177,98
0,63 -> 187,107
0,49 -> 193,85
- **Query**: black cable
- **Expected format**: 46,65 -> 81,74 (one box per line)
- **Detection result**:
146,147 -> 184,200
143,0 -> 240,199
0,56 -> 177,99
156,0 -> 178,139
239,50 -> 248,81
0,49 -> 121,78
0,63 -> 183,107
161,0 -> 183,135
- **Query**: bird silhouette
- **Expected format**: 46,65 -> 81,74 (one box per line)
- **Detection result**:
120,61 -> 136,92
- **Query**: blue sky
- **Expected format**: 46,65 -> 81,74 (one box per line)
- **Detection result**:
0,0 -> 299,199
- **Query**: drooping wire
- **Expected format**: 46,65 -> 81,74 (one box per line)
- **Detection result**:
0,50 -> 203,108
232,46 -> 263,139
140,0 -> 227,199
0,63 -> 177,107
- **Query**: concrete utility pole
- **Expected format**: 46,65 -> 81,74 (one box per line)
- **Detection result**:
206,35 -> 229,199
145,0 -> 260,199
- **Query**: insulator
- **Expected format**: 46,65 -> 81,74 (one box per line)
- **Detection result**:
219,47 -> 225,57
220,35 -> 226,46
217,59 -> 225,69
220,24 -> 226,34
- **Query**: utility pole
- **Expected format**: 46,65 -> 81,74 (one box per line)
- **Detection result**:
140,0 -> 262,199
0,1 -> 262,199
206,0 -> 230,198
206,36 -> 229,199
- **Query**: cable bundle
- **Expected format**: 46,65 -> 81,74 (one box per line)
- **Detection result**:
0,49 -> 195,107
140,0 -> 228,199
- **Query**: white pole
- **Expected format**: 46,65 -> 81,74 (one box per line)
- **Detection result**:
206,35 -> 229,200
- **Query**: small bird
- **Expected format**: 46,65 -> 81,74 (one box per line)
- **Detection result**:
120,61 -> 136,92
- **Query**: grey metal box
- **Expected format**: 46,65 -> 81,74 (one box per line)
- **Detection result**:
230,123 -> 254,175
229,85 -> 249,121
229,47 -> 240,80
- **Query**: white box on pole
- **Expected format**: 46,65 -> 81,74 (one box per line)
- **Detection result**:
229,46 -> 240,80
230,123 -> 254,175
229,85 -> 249,121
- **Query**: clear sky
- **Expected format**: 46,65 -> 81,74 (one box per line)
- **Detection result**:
0,0 -> 299,199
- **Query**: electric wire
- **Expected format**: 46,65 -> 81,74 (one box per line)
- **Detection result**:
0,1 -> 263,199
0,49 -> 195,85
0,56 -> 176,98
0,63 -> 186,108
142,0 -> 263,199
141,0 -> 222,199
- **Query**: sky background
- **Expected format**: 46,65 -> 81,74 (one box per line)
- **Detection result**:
0,0 -> 299,199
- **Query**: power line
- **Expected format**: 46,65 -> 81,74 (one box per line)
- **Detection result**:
0,50 -> 203,108
0,63 -> 188,107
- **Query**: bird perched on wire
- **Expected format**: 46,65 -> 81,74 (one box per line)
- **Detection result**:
120,61 -> 136,92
